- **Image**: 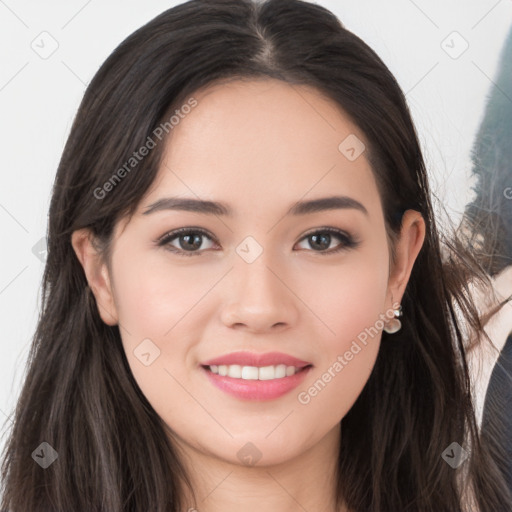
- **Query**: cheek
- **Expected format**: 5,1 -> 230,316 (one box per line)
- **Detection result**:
109,251 -> 210,417
292,244 -> 389,417
111,249 -> 214,339
295,279 -> 385,429
299,241 -> 390,351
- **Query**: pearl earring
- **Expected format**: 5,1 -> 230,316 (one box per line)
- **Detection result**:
383,304 -> 402,334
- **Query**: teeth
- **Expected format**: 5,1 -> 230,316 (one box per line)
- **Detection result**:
242,366 -> 259,379
208,364 -> 303,380
228,364 -> 242,378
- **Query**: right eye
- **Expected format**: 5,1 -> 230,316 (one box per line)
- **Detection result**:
158,227 -> 218,257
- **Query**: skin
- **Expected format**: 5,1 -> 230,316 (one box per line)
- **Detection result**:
72,78 -> 425,512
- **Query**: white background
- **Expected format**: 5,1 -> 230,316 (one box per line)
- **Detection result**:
1,0 -> 511,455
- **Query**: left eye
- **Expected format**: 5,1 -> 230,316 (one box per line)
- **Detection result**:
296,229 -> 355,253
158,227 -> 358,256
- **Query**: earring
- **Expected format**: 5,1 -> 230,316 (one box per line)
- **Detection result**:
383,304 -> 402,334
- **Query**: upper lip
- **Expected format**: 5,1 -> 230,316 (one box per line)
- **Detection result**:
201,351 -> 312,368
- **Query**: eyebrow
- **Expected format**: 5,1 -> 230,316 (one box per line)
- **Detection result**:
142,195 -> 368,217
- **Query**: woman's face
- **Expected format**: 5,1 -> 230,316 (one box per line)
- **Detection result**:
75,78 -> 424,467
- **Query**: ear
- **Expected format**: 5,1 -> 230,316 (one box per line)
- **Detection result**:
71,228 -> 118,326
386,210 -> 426,308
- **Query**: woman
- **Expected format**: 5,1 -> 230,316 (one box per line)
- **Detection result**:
1,0 -> 511,510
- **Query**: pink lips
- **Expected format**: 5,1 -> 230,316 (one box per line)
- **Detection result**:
200,351 -> 313,401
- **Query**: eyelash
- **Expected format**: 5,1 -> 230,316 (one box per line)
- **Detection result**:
157,226 -> 360,257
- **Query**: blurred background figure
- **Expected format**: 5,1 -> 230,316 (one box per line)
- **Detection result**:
460,25 -> 512,496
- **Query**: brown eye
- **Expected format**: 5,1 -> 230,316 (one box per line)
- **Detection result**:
158,228 -> 216,256
296,228 -> 359,254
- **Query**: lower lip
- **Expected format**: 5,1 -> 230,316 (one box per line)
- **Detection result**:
201,365 -> 313,401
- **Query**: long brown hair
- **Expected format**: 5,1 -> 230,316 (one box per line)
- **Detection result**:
2,0 -> 511,510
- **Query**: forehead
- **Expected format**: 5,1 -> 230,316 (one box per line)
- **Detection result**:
141,78 -> 382,221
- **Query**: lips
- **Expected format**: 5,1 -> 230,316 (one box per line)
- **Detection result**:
200,352 -> 314,401
201,351 -> 312,369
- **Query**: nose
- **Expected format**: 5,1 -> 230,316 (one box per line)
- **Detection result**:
219,252 -> 299,333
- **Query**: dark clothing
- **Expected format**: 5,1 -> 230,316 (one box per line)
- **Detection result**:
481,332 -> 512,495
